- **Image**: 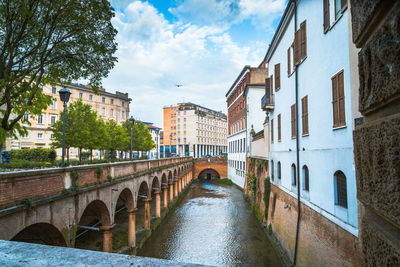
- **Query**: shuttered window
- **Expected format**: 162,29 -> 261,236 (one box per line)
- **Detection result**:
323,0 -> 330,32
287,47 -> 291,76
335,171 -> 348,208
265,77 -> 273,105
300,21 -> 307,59
291,104 -> 296,138
271,118 -> 274,143
278,114 -> 281,141
275,63 -> 280,91
294,31 -> 301,65
301,95 -> 309,135
332,70 -> 346,127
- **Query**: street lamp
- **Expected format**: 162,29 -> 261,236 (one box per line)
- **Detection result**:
129,116 -> 135,160
59,87 -> 71,167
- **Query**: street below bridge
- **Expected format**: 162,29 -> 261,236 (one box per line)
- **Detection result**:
139,180 -> 282,266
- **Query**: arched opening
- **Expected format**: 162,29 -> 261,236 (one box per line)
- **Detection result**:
75,200 -> 111,251
151,177 -> 161,218
302,165 -> 309,191
277,162 -> 281,180
136,181 -> 150,233
173,169 -> 177,179
198,168 -> 220,180
291,164 -> 296,186
334,171 -> 347,208
11,223 -> 66,246
168,170 -> 173,183
112,188 -> 135,250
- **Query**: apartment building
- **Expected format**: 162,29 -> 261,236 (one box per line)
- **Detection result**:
138,121 -> 161,159
161,103 -> 227,158
226,66 -> 268,188
257,0 -> 363,265
6,83 -> 131,159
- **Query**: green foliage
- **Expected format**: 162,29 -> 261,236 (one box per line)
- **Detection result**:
10,148 -> 56,162
21,198 -> 33,210
122,121 -> 155,153
96,167 -> 103,182
80,151 -> 91,161
215,178 -> 234,186
247,172 -> 257,195
250,158 -> 256,172
251,202 -> 264,222
107,174 -> 112,182
264,177 -> 271,221
0,160 -> 51,169
0,0 -> 117,144
268,223 -> 273,235
71,170 -> 79,191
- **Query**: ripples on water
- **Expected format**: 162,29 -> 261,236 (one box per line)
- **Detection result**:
138,180 -> 282,267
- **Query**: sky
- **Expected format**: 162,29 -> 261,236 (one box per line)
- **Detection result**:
103,0 -> 287,127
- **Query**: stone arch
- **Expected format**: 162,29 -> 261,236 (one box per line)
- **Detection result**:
77,200 -> 111,228
114,188 -> 135,215
11,222 -> 66,246
137,180 -> 150,200
161,173 -> 167,185
168,170 -> 173,182
151,176 -> 161,191
198,168 -> 220,180
173,168 -> 177,179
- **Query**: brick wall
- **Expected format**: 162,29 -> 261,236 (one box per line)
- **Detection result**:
193,158 -> 227,178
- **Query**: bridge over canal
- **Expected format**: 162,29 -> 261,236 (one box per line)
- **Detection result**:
0,157 -> 227,253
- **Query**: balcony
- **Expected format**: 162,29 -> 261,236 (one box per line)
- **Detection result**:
261,94 -> 274,111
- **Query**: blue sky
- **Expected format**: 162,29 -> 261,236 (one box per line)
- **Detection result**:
103,0 -> 287,127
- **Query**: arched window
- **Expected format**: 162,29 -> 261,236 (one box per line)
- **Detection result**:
302,165 -> 309,191
278,162 -> 281,179
334,171 -> 348,208
291,164 -> 296,186
271,160 -> 274,181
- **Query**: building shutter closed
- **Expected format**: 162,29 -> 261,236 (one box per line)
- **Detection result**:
275,64 -> 280,90
265,77 -> 272,104
291,104 -> 296,138
302,95 -> 309,135
323,0 -> 330,32
294,31 -> 301,66
338,71 -> 345,125
332,75 -> 339,126
271,118 -> 274,143
300,21 -> 307,59
287,47 -> 291,76
278,114 -> 281,141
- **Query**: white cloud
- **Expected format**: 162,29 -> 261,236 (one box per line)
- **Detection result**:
103,1 -> 276,127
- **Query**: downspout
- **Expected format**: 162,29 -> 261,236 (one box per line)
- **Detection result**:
292,0 -> 301,266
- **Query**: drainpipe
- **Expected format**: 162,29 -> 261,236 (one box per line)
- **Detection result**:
292,0 -> 301,266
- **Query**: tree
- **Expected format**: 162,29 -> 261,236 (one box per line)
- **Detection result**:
0,0 -> 117,144
122,121 -> 155,158
104,120 -> 129,160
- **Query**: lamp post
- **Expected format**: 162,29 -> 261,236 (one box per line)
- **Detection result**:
129,116 -> 135,160
59,87 -> 71,167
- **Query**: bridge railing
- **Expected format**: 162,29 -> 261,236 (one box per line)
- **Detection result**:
0,157 -> 192,210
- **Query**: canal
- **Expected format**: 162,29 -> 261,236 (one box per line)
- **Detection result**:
138,180 -> 282,266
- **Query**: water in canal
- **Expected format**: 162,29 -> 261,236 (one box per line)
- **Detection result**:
138,180 -> 282,266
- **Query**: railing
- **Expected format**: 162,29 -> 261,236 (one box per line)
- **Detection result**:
261,94 -> 274,110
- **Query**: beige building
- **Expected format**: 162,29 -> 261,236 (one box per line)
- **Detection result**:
6,83 -> 131,159
162,103 -> 227,158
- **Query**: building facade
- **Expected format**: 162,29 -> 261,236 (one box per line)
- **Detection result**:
138,121 -> 161,159
6,83 -> 131,159
161,103 -> 227,158
226,66 -> 268,188
257,0 -> 363,265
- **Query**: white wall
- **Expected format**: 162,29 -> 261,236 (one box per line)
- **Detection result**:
227,130 -> 246,188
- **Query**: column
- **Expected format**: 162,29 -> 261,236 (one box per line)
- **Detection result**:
100,225 -> 114,253
162,185 -> 168,208
178,178 -> 181,193
169,181 -> 174,201
127,209 -> 137,248
174,179 -> 178,197
144,199 -> 151,229
155,191 -> 161,218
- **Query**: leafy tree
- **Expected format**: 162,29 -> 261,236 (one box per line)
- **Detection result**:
0,0 -> 117,144
104,120 -> 129,160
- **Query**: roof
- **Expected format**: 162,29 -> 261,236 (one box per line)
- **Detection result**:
65,83 -> 132,101
225,65 -> 251,97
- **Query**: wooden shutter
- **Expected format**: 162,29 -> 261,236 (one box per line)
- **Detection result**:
323,0 -> 330,32
287,47 -> 291,76
332,75 -> 338,127
265,77 -> 271,104
275,64 -> 280,90
271,118 -> 274,143
341,0 -> 347,9
278,114 -> 281,141
302,95 -> 308,135
294,31 -> 301,66
291,104 -> 296,138
338,71 -> 345,125
300,21 -> 307,59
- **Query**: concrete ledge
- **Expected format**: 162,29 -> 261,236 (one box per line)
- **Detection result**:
0,240 -> 209,267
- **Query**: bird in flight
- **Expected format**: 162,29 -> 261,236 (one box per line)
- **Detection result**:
176,84 -> 183,87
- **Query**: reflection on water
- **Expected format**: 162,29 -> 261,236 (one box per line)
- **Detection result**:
138,180 -> 282,267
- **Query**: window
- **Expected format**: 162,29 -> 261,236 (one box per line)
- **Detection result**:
122,101 -> 125,106
278,162 -> 281,179
102,97 -> 105,103
122,111 -> 125,119
111,99 -> 114,105
37,115 -> 43,124
291,164 -> 296,186
301,95 -> 309,135
294,20 -> 307,66
275,63 -> 280,91
323,0 -> 330,32
287,47 -> 291,76
50,115 -> 57,126
37,133 -> 43,139
271,160 -> 274,181
271,118 -> 274,143
302,165 -> 309,191
332,70 -> 346,127
23,114 -> 29,121
102,107 -> 105,115
110,109 -> 114,117
50,99 -> 57,109
79,92 -> 83,99
334,171 -> 348,208
278,114 -> 281,141
291,104 -> 296,138
89,94 -> 93,101
52,87 -> 56,94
